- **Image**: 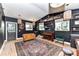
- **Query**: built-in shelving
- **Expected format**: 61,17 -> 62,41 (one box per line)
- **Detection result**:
36,9 -> 79,43
70,9 -> 79,48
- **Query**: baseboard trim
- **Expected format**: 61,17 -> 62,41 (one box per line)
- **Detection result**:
0,40 -> 7,55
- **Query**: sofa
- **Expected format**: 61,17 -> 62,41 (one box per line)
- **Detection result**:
23,33 -> 36,41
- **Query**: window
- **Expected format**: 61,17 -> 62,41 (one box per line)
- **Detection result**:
39,23 -> 45,31
25,22 -> 33,31
55,19 -> 70,31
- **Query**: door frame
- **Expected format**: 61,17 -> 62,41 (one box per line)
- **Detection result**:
6,21 -> 17,41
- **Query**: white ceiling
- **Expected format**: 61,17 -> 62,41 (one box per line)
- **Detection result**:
2,3 -> 49,21
2,3 -> 79,21
65,3 -> 79,10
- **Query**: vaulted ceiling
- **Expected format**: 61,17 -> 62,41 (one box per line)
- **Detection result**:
2,3 -> 49,21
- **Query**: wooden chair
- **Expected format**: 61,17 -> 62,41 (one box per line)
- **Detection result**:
22,33 -> 36,42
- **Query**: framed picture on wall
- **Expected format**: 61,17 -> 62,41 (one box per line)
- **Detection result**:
64,10 -> 72,20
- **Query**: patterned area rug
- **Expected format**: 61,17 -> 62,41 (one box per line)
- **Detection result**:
15,39 -> 62,56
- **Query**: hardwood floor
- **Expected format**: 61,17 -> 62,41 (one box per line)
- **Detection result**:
0,38 -> 77,56
0,40 -> 17,56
